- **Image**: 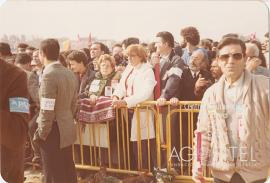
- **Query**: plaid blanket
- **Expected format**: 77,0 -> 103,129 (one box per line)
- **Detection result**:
77,96 -> 115,123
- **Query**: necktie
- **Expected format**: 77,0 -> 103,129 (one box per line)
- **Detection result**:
193,72 -> 197,79
154,63 -> 161,100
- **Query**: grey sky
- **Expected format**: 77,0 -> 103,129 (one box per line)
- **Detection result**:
0,0 -> 269,42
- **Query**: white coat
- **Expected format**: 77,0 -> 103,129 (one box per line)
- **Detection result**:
113,63 -> 157,141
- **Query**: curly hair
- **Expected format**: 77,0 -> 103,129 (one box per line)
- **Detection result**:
180,26 -> 200,46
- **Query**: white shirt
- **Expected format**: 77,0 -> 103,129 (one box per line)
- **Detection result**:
190,70 -> 199,78
224,72 -> 245,159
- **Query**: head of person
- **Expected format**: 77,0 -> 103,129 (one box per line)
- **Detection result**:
31,49 -> 42,69
126,44 -> 147,67
245,42 -> 261,70
67,50 -> 88,74
189,49 -> 208,72
180,26 -> 200,46
90,42 -> 109,60
112,44 -> 123,57
121,37 -> 140,50
81,48 -> 91,61
263,32 -> 269,52
17,43 -> 29,53
26,46 -> 36,57
248,40 -> 267,67
98,54 -> 116,77
199,39 -> 212,51
39,38 -> 60,65
0,42 -> 12,58
210,59 -> 223,80
217,37 -> 246,82
15,53 -> 32,71
155,31 -> 174,55
211,41 -> 219,52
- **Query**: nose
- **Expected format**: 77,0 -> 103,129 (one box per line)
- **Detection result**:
227,56 -> 235,64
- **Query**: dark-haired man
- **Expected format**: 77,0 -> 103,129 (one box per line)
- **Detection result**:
180,26 -> 201,66
0,42 -> 14,64
90,42 -> 109,71
192,37 -> 269,183
151,31 -> 185,170
34,38 -> 78,183
67,50 -> 95,98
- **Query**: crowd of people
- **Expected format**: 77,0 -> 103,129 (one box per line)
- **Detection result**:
0,26 -> 269,183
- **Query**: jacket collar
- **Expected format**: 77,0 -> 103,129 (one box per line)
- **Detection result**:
43,61 -> 61,74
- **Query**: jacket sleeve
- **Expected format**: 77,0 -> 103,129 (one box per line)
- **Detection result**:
72,76 -> 79,117
124,68 -> 156,108
193,88 -> 212,169
28,72 -> 40,105
113,70 -> 128,99
160,56 -> 185,100
36,73 -> 57,141
0,70 -> 29,149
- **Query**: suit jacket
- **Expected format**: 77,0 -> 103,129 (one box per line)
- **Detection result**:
176,68 -> 213,101
78,64 -> 96,96
0,59 -> 29,150
36,62 -> 79,148
159,50 -> 186,100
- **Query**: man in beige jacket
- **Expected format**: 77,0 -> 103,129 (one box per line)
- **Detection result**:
192,37 -> 269,183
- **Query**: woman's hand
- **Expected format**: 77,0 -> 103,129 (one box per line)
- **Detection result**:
112,99 -> 127,108
89,94 -> 98,105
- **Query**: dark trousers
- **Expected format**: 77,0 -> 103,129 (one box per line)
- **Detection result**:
0,145 -> 25,183
214,173 -> 266,183
28,113 -> 41,161
40,122 -> 77,183
161,109 -> 180,170
132,139 -> 157,170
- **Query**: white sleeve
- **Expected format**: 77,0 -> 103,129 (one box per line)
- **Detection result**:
124,68 -> 156,108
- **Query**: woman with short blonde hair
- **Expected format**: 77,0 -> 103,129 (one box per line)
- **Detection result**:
125,44 -> 148,63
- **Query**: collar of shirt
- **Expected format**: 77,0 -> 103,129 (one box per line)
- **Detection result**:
160,53 -> 170,61
224,72 -> 244,90
190,70 -> 199,78
43,61 -> 60,73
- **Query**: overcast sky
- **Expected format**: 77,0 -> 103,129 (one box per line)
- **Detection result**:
0,0 -> 269,42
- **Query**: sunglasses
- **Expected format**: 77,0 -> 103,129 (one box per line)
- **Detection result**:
219,53 -> 243,61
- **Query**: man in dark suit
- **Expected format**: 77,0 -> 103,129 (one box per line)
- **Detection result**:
170,49 -> 213,174
174,49 -> 213,101
0,58 -> 29,183
33,39 -> 78,183
151,31 -> 185,169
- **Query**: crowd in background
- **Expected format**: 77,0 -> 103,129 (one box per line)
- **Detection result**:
0,26 -> 269,183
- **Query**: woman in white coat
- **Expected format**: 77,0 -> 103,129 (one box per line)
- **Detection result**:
112,44 -> 157,170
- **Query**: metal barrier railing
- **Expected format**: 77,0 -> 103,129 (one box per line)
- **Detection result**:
72,101 -> 213,182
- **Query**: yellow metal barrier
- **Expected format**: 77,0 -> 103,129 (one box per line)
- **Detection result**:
73,101 -> 213,182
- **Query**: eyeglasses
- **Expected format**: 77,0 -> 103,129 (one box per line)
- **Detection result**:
219,53 -> 243,61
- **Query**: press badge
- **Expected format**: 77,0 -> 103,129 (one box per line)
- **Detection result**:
40,98 -> 55,111
105,86 -> 112,97
89,80 -> 100,92
9,97 -> 29,113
